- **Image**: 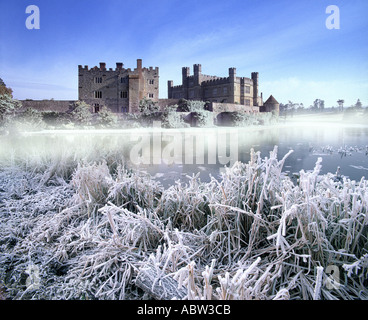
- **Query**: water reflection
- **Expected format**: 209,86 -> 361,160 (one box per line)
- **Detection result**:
0,123 -> 367,186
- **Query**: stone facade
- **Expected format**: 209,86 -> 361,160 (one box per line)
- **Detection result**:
210,102 -> 259,113
78,59 -> 159,114
168,64 -> 263,108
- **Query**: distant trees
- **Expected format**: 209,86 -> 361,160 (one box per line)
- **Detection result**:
0,79 -> 21,125
337,99 -> 345,112
281,101 -> 300,118
354,99 -> 362,110
0,78 -> 13,97
312,99 -> 325,112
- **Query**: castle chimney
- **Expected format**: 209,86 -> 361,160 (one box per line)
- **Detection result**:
251,72 -> 259,107
116,62 -> 123,70
137,59 -> 142,71
99,62 -> 106,71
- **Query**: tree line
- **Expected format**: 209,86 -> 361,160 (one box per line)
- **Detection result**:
280,98 -> 365,116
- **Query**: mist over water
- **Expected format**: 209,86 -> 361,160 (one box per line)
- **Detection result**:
1,122 -> 367,187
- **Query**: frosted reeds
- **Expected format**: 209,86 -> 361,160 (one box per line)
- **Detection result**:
0,146 -> 367,300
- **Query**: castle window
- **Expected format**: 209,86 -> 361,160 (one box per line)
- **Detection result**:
120,91 -> 128,98
245,99 -> 251,106
95,77 -> 102,84
213,88 -> 218,95
148,79 -> 154,85
94,104 -> 100,113
223,87 -> 228,95
149,93 -> 154,98
94,91 -> 102,98
245,86 -> 250,94
121,77 -> 127,84
189,89 -> 194,98
121,106 -> 128,113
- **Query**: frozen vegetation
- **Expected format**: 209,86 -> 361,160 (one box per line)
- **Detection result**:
0,142 -> 367,301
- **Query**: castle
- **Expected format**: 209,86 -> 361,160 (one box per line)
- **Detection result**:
168,64 -> 263,107
78,59 -> 159,113
21,59 -> 279,116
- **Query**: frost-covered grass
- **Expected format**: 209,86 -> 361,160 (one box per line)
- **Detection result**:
0,146 -> 367,300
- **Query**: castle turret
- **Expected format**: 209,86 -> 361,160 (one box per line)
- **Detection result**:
182,67 -> 190,84
181,67 -> 190,99
193,64 -> 202,86
229,67 -> 236,80
194,64 -> 202,76
168,80 -> 173,99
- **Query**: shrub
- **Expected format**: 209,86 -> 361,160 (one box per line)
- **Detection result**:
70,101 -> 92,125
97,106 -> 118,127
161,105 -> 189,128
0,94 -> 21,125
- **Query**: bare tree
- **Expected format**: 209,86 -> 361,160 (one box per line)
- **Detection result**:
337,99 -> 345,112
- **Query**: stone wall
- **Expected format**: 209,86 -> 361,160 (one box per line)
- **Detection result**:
20,100 -> 75,113
210,102 -> 259,113
157,99 -> 180,110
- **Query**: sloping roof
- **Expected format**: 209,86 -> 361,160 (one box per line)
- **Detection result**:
264,95 -> 279,105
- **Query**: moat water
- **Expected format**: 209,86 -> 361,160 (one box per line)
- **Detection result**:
1,120 -> 368,186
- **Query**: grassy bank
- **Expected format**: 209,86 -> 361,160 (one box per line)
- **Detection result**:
0,146 -> 367,300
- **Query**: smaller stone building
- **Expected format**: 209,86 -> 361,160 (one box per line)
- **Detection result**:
260,95 -> 279,114
78,59 -> 159,114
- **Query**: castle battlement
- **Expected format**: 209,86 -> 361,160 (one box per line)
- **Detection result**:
78,62 -> 158,74
201,77 -> 230,86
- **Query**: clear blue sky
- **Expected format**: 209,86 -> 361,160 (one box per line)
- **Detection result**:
1,0 -> 367,107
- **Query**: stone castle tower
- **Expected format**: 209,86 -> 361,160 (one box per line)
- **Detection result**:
78,59 -> 159,113
168,64 -> 263,107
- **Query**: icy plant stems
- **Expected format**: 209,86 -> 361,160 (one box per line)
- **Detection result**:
0,146 -> 367,300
